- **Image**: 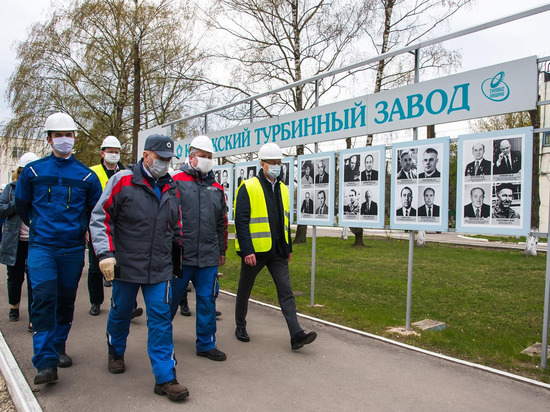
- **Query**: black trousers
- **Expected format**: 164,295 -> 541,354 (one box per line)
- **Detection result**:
87,244 -> 104,305
235,252 -> 302,337
6,240 -> 32,318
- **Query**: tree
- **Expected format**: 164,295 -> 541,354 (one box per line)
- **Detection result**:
5,0 -> 203,165
202,0 -> 373,243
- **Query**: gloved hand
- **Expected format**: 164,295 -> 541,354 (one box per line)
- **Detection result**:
99,257 -> 117,281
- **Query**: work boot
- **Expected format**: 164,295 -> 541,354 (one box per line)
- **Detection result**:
196,348 -> 226,361
34,368 -> 58,385
216,310 -> 222,317
180,305 -> 191,316
131,307 -> 143,319
108,354 -> 125,374
89,303 -> 100,316
291,331 -> 317,350
57,351 -> 73,368
104,280 -> 112,287
154,379 -> 189,401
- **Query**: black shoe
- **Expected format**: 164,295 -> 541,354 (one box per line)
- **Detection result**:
180,305 -> 191,317
34,368 -> 58,385
235,327 -> 250,342
104,280 -> 112,287
216,311 -> 222,317
27,323 -> 33,333
196,348 -> 226,361
131,307 -> 143,319
291,331 -> 317,350
57,351 -> 73,368
89,303 -> 100,316
8,308 -> 19,322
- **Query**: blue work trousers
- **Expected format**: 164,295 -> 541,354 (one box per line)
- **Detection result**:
107,280 -> 176,384
27,244 -> 84,371
171,266 -> 219,352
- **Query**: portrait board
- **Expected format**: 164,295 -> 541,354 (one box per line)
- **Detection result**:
297,152 -> 336,226
234,161 -> 260,191
338,145 -> 386,228
390,137 -> 450,231
456,127 -> 532,235
281,157 -> 295,224
212,164 -> 234,221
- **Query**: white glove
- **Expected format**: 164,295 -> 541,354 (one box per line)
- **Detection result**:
99,257 -> 117,281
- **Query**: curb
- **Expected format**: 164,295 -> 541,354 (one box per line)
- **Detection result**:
0,330 -> 42,412
220,290 -> 550,391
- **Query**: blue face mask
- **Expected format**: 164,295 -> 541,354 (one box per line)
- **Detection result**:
266,164 -> 281,179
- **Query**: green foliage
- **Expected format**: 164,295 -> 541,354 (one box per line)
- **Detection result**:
221,235 -> 550,382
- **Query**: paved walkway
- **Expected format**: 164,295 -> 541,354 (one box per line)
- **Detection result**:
0,234 -> 549,411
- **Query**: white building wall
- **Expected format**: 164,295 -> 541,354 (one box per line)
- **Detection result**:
0,137 -> 49,188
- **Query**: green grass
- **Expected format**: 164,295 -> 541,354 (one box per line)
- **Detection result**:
220,234 -> 550,382
467,234 -> 548,244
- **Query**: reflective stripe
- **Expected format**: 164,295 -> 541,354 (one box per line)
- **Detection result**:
250,217 -> 269,224
250,232 -> 271,239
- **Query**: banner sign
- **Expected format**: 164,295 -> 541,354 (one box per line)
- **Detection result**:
170,56 -> 537,158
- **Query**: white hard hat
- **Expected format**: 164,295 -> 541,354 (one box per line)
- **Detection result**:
18,152 -> 40,168
189,135 -> 214,154
44,112 -> 77,132
258,143 -> 283,160
101,135 -> 122,149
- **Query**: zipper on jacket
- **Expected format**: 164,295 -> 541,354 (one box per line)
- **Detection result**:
47,185 -> 51,203
66,186 -> 71,209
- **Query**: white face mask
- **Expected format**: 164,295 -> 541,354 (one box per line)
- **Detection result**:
194,157 -> 214,174
52,137 -> 74,155
104,153 -> 120,165
266,164 -> 281,179
149,158 -> 170,179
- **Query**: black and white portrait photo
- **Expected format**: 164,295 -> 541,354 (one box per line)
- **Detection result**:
315,158 -> 329,184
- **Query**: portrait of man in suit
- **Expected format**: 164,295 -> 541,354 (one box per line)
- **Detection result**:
396,186 -> 416,217
315,190 -> 328,215
343,189 -> 360,215
237,168 -> 245,186
247,166 -> 256,179
465,143 -> 492,176
360,154 -> 379,181
360,190 -> 378,216
396,150 -> 417,180
464,186 -> 490,218
280,162 -> 290,185
315,159 -> 329,184
343,155 -> 360,182
493,139 -> 521,174
221,169 -> 230,190
301,191 -> 314,214
417,187 -> 440,217
418,148 -> 440,178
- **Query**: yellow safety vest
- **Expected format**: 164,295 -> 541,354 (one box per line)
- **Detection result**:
235,177 -> 290,253
90,164 -> 109,190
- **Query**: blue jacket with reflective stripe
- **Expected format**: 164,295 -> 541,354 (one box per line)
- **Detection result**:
15,153 -> 102,248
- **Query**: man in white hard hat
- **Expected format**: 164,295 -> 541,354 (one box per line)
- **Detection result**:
234,142 -> 317,350
90,134 -> 189,401
170,135 -> 228,361
87,136 -> 143,319
15,113 -> 102,385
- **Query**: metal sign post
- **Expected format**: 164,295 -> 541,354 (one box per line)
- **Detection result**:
541,187 -> 550,368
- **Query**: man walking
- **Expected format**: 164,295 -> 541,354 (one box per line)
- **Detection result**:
234,143 -> 317,350
15,112 -> 102,385
90,134 -> 189,401
87,135 -> 143,319
171,135 -> 228,362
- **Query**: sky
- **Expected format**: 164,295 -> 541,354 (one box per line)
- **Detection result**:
1,0 -> 550,133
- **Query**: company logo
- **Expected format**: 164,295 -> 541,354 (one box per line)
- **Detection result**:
481,71 -> 510,102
